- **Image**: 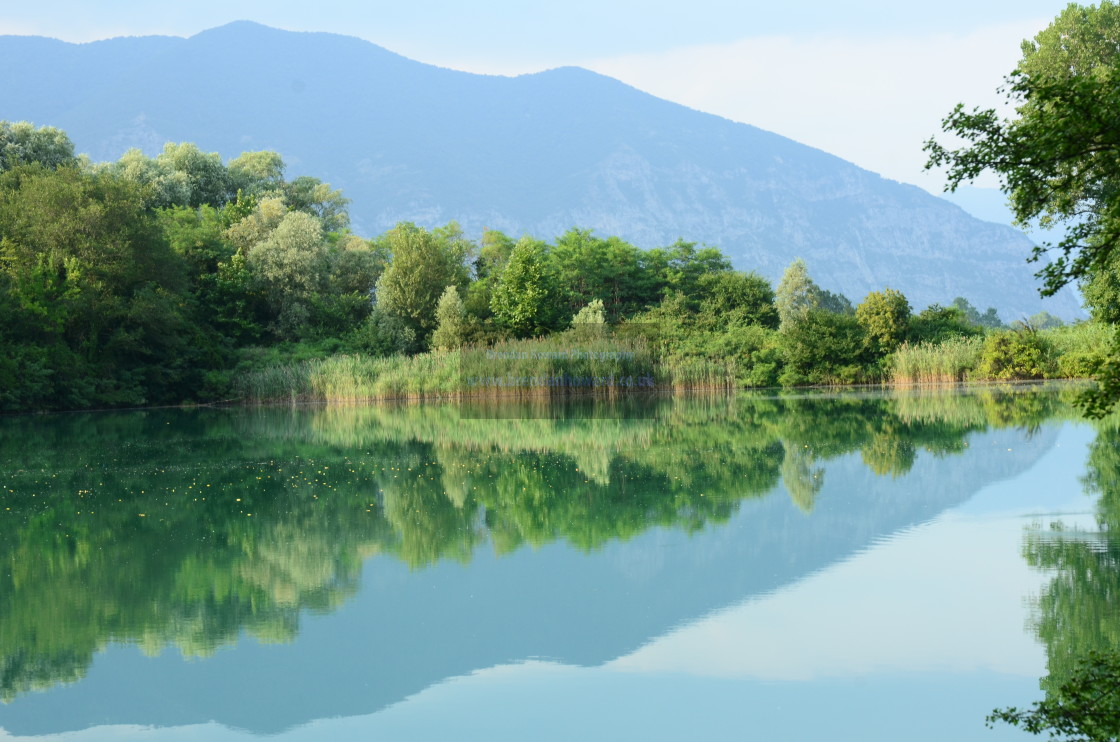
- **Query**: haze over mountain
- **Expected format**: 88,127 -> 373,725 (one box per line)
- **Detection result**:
0,21 -> 1082,318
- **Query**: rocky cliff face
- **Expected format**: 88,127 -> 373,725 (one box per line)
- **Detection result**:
0,22 -> 1082,318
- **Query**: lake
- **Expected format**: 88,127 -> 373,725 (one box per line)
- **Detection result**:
0,385 -> 1114,741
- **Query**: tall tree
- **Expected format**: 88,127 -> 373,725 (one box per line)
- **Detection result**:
431,286 -> 466,351
775,258 -> 818,331
374,223 -> 465,340
925,2 -> 1120,413
490,237 -> 559,337
856,288 -> 912,355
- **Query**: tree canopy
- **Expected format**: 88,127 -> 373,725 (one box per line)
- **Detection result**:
925,1 -> 1120,415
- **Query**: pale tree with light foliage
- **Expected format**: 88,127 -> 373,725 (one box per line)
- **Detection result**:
0,121 -> 75,171
245,211 -> 328,336
571,298 -> 606,326
431,286 -> 466,351
775,258 -> 818,331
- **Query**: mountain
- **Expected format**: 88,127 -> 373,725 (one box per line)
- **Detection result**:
0,21 -> 1083,318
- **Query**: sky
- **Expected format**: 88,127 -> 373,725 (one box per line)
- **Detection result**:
0,1 -> 1075,193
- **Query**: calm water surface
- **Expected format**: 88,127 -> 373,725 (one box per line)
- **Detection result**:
0,386 -> 1114,740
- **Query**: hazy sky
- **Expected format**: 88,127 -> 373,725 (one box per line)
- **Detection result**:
0,2 -> 1073,192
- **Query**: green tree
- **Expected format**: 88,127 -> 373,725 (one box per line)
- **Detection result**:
645,239 -> 733,300
779,309 -> 870,385
491,237 -> 559,337
925,2 -> 1120,413
374,223 -> 465,341
155,142 -> 234,208
950,296 -> 1003,329
282,175 -> 350,233
907,304 -> 981,344
1082,251 -> 1120,324
227,150 -> 285,196
856,288 -> 912,355
245,210 -> 328,337
926,2 -> 1120,295
696,271 -> 780,330
431,286 -> 466,351
775,258 -> 818,331
816,288 -> 855,315
550,228 -> 653,319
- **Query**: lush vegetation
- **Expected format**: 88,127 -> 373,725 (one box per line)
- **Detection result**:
0,122 -> 1112,411
924,5 -> 1120,735
926,1 -> 1120,417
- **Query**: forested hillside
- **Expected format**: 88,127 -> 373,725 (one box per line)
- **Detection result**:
0,21 -> 1082,318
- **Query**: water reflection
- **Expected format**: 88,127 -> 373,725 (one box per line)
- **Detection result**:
1023,417 -> 1120,691
0,385 -> 1083,731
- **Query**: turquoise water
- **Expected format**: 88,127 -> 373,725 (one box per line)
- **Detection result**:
0,387 -> 1110,740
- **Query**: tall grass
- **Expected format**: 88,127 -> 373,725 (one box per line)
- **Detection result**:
890,336 -> 984,384
234,329 -> 742,405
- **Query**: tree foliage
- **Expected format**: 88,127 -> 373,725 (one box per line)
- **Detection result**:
431,285 -> 466,351
0,121 -> 75,172
776,258 -> 818,331
491,237 -> 559,337
374,222 -> 466,341
856,288 -> 912,355
925,2 -> 1120,414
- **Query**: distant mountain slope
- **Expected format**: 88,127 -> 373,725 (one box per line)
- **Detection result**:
0,21 -> 1082,318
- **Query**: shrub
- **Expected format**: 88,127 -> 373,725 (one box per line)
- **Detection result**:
781,309 -> 871,385
974,329 -> 1054,380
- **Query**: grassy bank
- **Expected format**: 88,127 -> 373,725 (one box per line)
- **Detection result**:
891,323 -> 1114,385
233,322 -> 1115,405
234,331 -> 738,404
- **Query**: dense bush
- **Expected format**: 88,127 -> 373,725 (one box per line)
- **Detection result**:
780,310 -> 871,385
974,330 -> 1054,380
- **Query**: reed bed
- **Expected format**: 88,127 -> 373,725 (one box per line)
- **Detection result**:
234,330 -> 742,405
890,336 -> 984,384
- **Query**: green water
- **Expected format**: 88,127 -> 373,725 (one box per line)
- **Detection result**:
0,385 -> 1114,740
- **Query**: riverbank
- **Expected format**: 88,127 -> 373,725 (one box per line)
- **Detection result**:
231,322 -> 1114,406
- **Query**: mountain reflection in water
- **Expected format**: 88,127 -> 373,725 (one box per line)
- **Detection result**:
0,385 -> 1093,736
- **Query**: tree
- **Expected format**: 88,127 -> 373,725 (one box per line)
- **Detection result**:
374,223 -> 465,341
571,298 -> 606,326
155,142 -> 234,208
908,304 -> 981,344
816,289 -> 854,316
950,296 -> 1003,329
925,3 -> 1120,295
925,2 -> 1120,413
988,651 -> 1120,742
227,150 -> 285,196
550,228 -> 651,319
245,211 -> 328,337
645,239 -> 733,300
780,309 -> 870,385
0,121 -> 75,171
282,175 -> 350,233
856,288 -> 912,355
108,148 -> 192,208
1082,251 -> 1120,324
490,237 -> 559,336
776,258 -> 818,330
431,286 -> 466,351
696,271 -> 779,329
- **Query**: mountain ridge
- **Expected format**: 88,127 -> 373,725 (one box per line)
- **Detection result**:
0,21 -> 1082,318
